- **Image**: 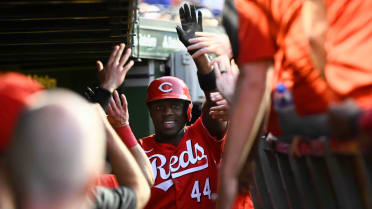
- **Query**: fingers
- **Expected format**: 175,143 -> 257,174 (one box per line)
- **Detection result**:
113,90 -> 122,107
109,97 -> 118,115
107,102 -> 115,117
195,32 -> 215,37
108,45 -> 119,65
187,39 -> 210,48
191,5 -> 197,23
213,62 -> 222,79
230,59 -> 240,75
210,92 -> 224,102
121,60 -> 134,78
119,48 -> 131,68
120,94 -> 128,111
198,10 -> 203,29
210,104 -> 229,112
184,4 -> 191,22
114,43 -> 125,65
191,47 -> 214,59
96,61 -> 104,71
209,109 -> 228,121
216,99 -> 228,106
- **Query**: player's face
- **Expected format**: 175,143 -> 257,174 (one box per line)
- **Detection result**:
148,99 -> 187,138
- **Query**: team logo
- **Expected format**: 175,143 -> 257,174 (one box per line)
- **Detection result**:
149,139 -> 209,191
158,82 -> 173,93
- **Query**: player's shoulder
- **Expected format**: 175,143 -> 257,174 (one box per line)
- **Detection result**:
139,134 -> 156,147
187,117 -> 204,133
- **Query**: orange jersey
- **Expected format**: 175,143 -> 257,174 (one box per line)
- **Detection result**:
325,0 -> 372,108
235,0 -> 372,135
139,118 -> 224,209
235,0 -> 335,135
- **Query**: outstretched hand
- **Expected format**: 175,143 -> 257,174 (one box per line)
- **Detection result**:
209,92 -> 230,122
187,32 -> 232,59
107,90 -> 129,128
176,4 -> 203,50
211,56 -> 239,103
97,43 -> 134,92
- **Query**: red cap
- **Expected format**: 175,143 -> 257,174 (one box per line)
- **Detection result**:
0,72 -> 43,153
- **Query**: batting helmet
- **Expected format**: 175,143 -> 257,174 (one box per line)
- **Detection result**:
147,76 -> 193,121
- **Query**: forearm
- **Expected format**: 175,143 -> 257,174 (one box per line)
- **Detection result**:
130,145 -> 155,187
302,0 -> 328,79
217,61 -> 271,209
115,125 -> 154,187
106,126 -> 150,209
194,54 -> 227,138
194,54 -> 212,75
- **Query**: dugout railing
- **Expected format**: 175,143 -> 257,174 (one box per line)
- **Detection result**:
249,137 -> 372,209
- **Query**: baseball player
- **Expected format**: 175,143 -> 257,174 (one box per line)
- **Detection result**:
140,75 -> 226,209
138,4 -> 228,208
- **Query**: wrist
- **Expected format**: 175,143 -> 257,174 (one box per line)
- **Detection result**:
198,69 -> 217,91
112,121 -> 129,128
100,83 -> 115,93
115,124 -> 138,148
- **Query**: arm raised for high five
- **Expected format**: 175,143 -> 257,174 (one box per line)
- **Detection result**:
176,4 -> 226,139
98,43 -> 134,92
108,90 -> 154,187
95,104 -> 150,209
85,43 -> 134,110
217,60 -> 273,209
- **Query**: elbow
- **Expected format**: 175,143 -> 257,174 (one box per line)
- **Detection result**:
134,181 -> 151,209
147,171 -> 155,187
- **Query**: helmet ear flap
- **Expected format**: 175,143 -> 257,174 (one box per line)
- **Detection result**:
187,102 -> 193,122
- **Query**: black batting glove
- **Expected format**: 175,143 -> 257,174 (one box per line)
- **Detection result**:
176,4 -> 203,54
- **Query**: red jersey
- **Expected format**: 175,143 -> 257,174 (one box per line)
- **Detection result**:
139,118 -> 224,209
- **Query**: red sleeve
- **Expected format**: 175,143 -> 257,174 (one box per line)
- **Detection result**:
189,118 -> 225,160
236,0 -> 275,65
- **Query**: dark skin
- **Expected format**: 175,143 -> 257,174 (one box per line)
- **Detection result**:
148,89 -> 226,147
148,4 -> 226,147
148,99 -> 188,146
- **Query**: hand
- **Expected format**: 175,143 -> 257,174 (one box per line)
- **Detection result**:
176,4 -> 203,49
187,32 -> 232,59
107,90 -> 129,128
209,92 -> 230,121
97,43 -> 134,92
211,56 -> 239,103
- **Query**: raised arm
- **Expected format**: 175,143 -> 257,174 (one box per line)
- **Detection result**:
176,4 -> 226,139
85,43 -> 134,110
96,105 -> 150,209
217,60 -> 273,209
107,90 -> 154,187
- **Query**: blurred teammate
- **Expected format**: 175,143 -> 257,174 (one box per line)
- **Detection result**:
7,89 -> 150,209
217,0 -> 372,208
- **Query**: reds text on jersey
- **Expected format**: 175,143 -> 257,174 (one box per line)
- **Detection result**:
140,118 -> 224,209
